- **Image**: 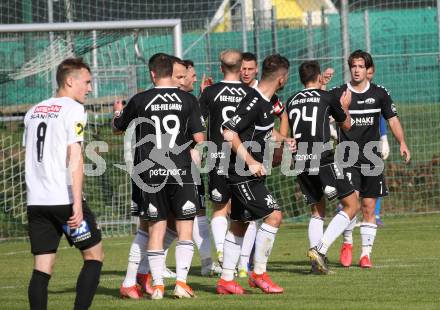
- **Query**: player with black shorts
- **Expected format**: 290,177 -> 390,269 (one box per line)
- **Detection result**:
24,58 -> 103,310
285,60 -> 360,274
329,50 -> 410,268
198,49 -> 252,266
216,54 -> 296,295
113,53 -> 205,300
237,52 -> 289,278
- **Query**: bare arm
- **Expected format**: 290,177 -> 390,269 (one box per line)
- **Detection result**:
112,99 -> 124,135
67,142 -> 84,228
223,129 -> 265,177
320,67 -> 335,91
388,116 -> 410,162
338,90 -> 352,132
278,111 -> 289,137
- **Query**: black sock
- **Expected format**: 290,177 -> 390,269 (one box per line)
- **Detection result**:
28,269 -> 51,310
74,260 -> 103,310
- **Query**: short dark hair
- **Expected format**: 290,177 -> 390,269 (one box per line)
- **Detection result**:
261,54 -> 290,80
56,58 -> 90,87
299,61 -> 321,85
242,52 -> 257,63
148,53 -> 173,78
348,49 -> 374,69
170,55 -> 186,67
183,59 -> 194,67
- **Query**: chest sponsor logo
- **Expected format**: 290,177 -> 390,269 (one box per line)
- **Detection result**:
365,98 -> 375,104
351,116 -> 374,126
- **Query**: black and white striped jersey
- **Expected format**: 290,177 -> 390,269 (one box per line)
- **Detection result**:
286,88 -> 347,169
329,82 -> 397,167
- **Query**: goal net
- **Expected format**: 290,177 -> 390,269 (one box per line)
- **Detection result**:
1,0 -> 439,239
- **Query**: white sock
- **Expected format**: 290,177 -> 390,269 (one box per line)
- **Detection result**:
238,221 -> 257,270
163,228 -> 178,271
175,240 -> 194,283
193,215 -> 212,261
147,250 -> 165,286
221,231 -> 244,281
343,216 -> 357,244
139,228 -> 177,275
254,223 -> 278,275
308,216 -> 324,248
360,223 -> 377,258
211,216 -> 228,254
316,211 -> 351,255
122,230 -> 148,287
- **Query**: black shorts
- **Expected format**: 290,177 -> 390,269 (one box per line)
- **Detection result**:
27,201 -> 102,255
344,166 -> 388,198
197,182 -> 206,210
139,183 -> 200,221
297,163 -> 355,205
131,180 -> 142,216
228,175 -> 279,222
208,169 -> 231,204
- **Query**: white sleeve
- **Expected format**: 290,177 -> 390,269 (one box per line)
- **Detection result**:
66,104 -> 87,145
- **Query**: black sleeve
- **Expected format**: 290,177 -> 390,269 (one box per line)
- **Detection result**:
223,94 -> 260,133
188,95 -> 206,135
380,88 -> 397,120
113,95 -> 138,131
198,87 -> 209,119
327,92 -> 347,123
328,86 -> 343,99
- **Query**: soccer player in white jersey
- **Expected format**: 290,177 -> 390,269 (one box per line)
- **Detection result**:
330,50 -> 410,268
24,58 -> 104,310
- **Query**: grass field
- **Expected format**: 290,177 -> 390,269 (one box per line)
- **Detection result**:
0,214 -> 439,309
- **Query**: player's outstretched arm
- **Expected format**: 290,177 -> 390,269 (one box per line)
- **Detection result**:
112,99 -> 125,135
67,142 -> 84,228
388,116 -> 411,163
223,128 -> 265,177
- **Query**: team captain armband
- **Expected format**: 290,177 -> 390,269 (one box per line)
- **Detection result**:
271,95 -> 285,117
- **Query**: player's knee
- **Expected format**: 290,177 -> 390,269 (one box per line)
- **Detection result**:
82,242 -> 104,262
265,210 -> 282,227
